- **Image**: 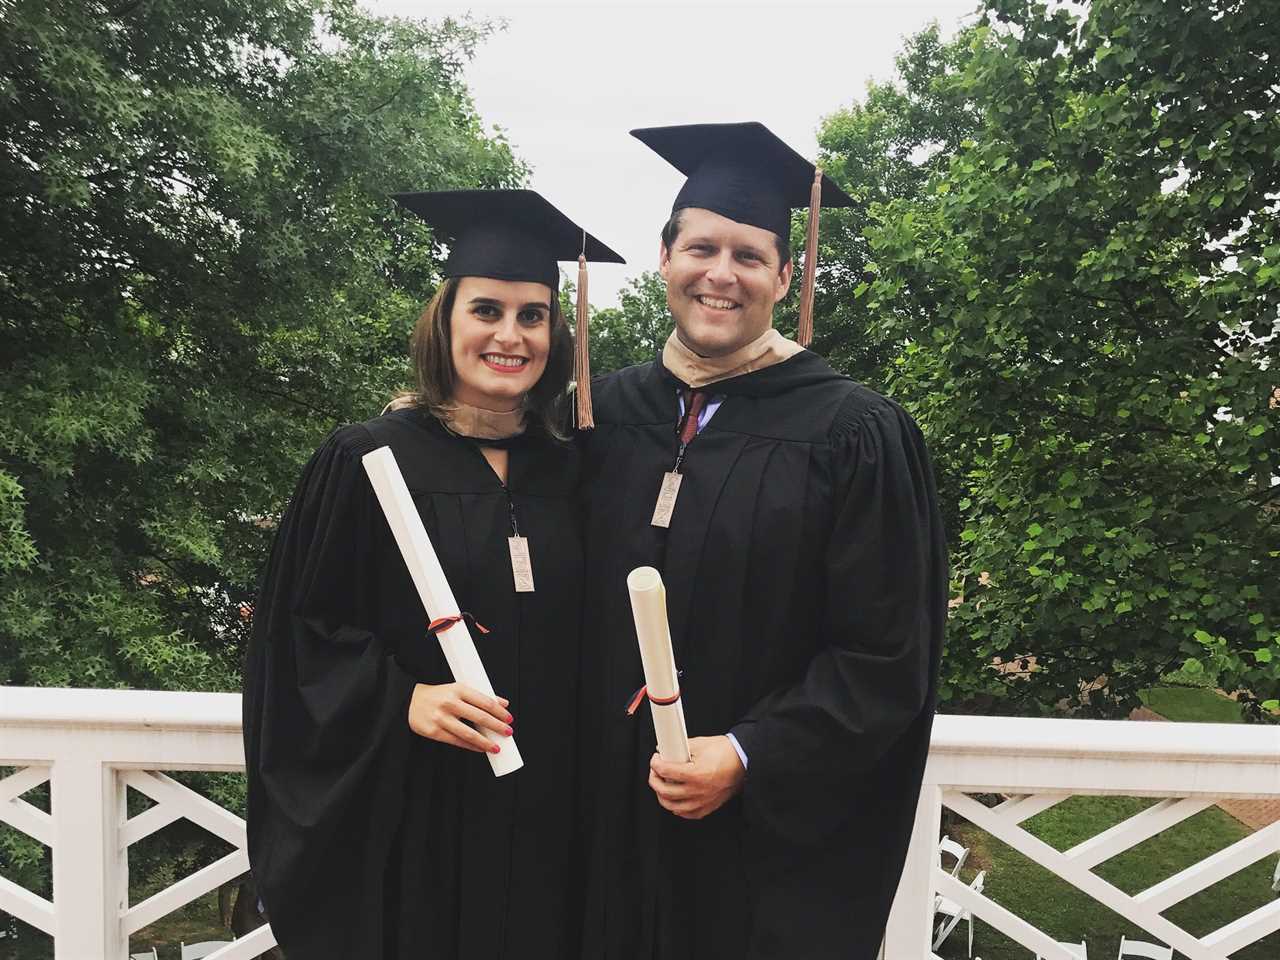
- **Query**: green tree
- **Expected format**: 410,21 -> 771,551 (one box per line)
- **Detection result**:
0,0 -> 522,693
809,22 -> 985,387
812,23 -> 989,556
586,270 -> 673,374
856,0 -> 1279,717
0,0 -> 524,916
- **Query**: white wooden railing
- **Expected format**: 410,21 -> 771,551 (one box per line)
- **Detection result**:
0,687 -> 274,960
883,714 -> 1280,959
2,688 -> 1278,959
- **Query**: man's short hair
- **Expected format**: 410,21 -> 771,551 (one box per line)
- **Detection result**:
660,209 -> 791,270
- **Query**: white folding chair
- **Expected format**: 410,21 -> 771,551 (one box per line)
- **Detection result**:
181,941 -> 234,960
130,951 -> 158,960
1037,940 -> 1087,959
933,869 -> 986,957
939,834 -> 970,878
1117,936 -> 1172,960
1271,855 -> 1279,894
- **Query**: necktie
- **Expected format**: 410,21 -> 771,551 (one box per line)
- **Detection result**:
680,390 -> 707,446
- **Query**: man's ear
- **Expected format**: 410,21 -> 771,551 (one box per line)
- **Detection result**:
774,258 -> 794,304
658,240 -> 672,281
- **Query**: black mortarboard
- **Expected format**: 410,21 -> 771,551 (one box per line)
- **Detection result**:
392,189 -> 625,291
630,122 -> 854,239
631,121 -> 854,347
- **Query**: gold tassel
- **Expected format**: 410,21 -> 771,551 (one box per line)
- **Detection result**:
797,167 -> 823,348
574,252 -> 594,429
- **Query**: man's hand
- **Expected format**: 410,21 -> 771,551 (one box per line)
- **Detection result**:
648,735 -> 746,820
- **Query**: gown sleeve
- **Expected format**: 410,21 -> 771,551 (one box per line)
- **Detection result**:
242,424 -> 420,952
731,396 -> 947,846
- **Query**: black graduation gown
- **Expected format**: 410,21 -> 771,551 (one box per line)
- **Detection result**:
243,408 -> 583,959
576,351 -> 947,960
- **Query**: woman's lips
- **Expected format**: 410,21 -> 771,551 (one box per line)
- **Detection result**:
481,353 -> 529,373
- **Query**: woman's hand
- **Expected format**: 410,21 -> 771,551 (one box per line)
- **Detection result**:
408,683 -> 513,754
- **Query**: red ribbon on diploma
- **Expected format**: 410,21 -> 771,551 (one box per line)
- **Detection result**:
428,613 -> 490,637
625,683 -> 682,716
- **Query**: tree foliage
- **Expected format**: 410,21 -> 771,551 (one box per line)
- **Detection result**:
0,0 -> 523,694
585,270 -> 674,374
811,23 -> 985,387
0,0 -> 526,919
824,0 -> 1279,716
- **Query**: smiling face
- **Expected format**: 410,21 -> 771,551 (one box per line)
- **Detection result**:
658,207 -> 793,358
447,276 -> 553,410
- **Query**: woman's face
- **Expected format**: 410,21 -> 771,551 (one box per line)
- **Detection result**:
448,276 -> 554,410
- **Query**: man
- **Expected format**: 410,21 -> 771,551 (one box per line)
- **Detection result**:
576,122 -> 947,960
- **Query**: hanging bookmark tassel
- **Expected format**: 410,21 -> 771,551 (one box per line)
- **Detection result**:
797,167 -> 824,348
574,248 -> 595,430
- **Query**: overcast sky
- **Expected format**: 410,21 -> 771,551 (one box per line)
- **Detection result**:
366,0 -> 980,304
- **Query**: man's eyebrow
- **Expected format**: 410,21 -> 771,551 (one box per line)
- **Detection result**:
681,235 -> 770,261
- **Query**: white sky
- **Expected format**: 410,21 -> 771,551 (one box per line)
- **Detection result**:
365,0 -> 980,304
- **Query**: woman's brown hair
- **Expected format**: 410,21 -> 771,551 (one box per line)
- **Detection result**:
401,277 -> 573,438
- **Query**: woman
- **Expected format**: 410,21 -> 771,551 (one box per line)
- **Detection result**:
242,190 -> 624,958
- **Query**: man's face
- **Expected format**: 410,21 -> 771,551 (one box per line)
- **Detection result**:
659,207 -> 793,358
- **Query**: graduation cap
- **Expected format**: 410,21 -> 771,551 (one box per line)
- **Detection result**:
631,122 -> 854,347
393,188 -> 625,428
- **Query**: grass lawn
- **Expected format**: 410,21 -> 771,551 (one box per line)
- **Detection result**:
936,684 -> 1279,959
1138,685 -> 1244,724
130,890 -> 233,957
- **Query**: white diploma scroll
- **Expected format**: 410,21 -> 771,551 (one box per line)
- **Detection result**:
626,566 -> 691,763
362,445 -> 523,777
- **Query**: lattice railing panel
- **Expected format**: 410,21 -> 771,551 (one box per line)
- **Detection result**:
119,771 -> 254,938
0,765 -> 54,935
935,790 -> 1280,960
5,688 -> 1278,958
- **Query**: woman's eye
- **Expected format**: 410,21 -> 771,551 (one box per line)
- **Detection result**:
474,304 -> 499,318
519,310 -> 546,325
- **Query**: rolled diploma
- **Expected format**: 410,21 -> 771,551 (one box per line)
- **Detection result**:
626,566 -> 691,763
362,445 -> 522,777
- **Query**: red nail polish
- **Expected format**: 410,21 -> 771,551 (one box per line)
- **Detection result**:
504,726 -> 513,736
491,744 -> 501,754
